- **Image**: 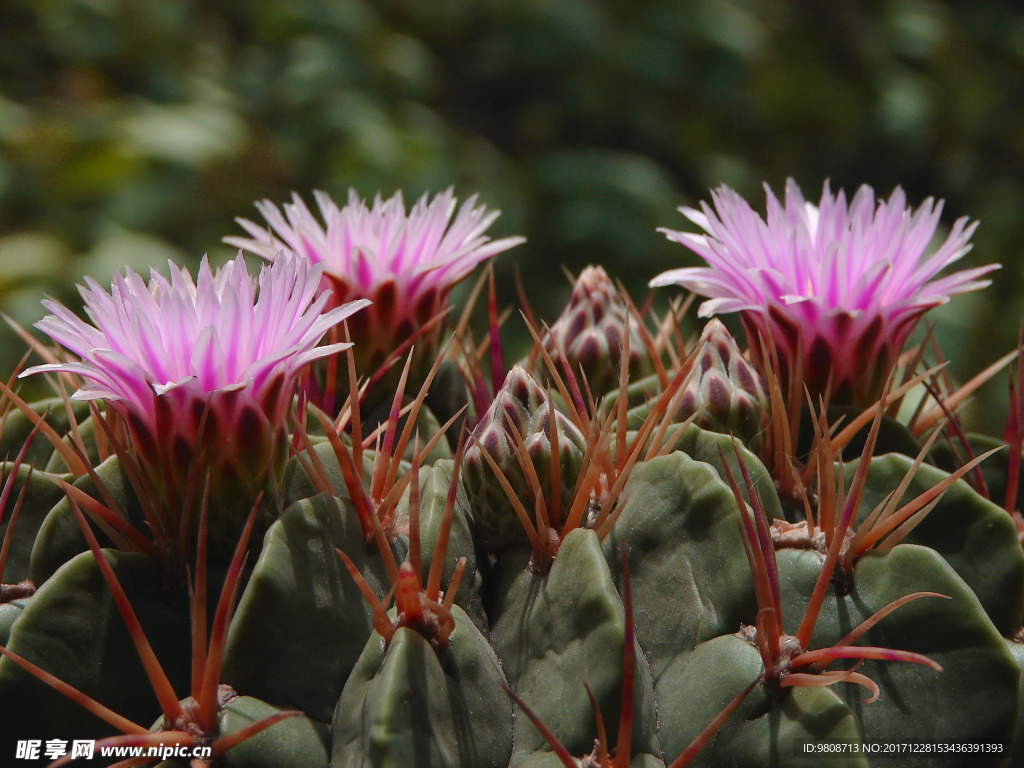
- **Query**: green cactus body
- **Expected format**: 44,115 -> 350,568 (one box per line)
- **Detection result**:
217,696 -> 331,768
801,405 -> 922,462
356,394 -> 455,466
330,605 -> 512,768
403,458 -> 488,632
0,550 -> 191,760
609,372 -> 665,419
845,454 -> 1024,633
29,455 -> 142,585
424,359 -> 473,438
153,695 -> 330,768
29,451 -> 283,581
0,398 -> 91,470
674,424 -> 783,520
490,527 -> 661,762
222,493 -> 403,724
656,543 -> 1018,767
41,411 -> 105,475
0,462 -> 67,585
657,633 -> 868,768
600,452 -> 756,681
774,543 -> 1018,767
0,597 -> 27,646
1002,636 -> 1024,767
463,366 -> 586,552
930,433 -> 1024,518
282,436 -> 376,508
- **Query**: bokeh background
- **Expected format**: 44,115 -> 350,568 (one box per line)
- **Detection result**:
2,0 -> 1023,428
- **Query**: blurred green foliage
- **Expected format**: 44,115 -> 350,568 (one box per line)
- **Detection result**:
2,0 -> 1024,428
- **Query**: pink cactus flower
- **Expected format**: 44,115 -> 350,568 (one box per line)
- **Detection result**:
25,254 -> 369,543
650,179 -> 998,404
225,187 -> 525,377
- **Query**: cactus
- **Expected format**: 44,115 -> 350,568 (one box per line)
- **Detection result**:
675,319 -> 767,441
539,266 -> 653,397
0,179 -> 1020,768
462,365 -> 587,554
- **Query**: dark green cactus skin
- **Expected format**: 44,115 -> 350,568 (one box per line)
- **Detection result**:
4,380 -> 1024,768
154,696 -> 331,768
222,493 -> 402,724
1002,637 -> 1024,767
657,544 -> 1019,768
0,551 -> 191,765
801,406 -> 922,462
0,398 -> 91,470
930,433 -> 1023,515
0,462 -> 67,584
42,411 -> 104,475
216,696 -> 331,768
844,454 -> 1024,634
490,528 -> 661,762
658,634 -> 868,768
774,544 -> 1018,768
28,455 -> 143,584
28,450 -> 284,580
600,452 -> 757,680
424,359 -> 473,438
0,598 -> 27,646
331,606 -> 512,768
611,371 -> 665,417
404,459 -> 488,632
674,424 -> 783,520
281,435 -> 375,507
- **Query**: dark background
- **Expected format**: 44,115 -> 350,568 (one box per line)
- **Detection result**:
2,0 -> 1022,429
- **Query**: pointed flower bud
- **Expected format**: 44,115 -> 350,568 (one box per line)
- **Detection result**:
463,365 -> 586,551
24,254 -> 369,550
541,266 -> 651,395
651,179 -> 997,405
226,187 -> 525,378
675,319 -> 767,441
